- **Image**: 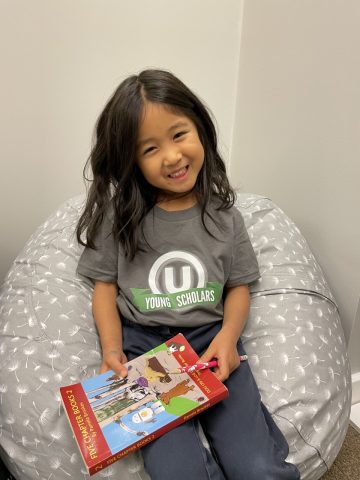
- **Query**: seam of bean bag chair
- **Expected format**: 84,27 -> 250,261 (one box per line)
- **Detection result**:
251,288 -> 338,310
273,411 -> 330,471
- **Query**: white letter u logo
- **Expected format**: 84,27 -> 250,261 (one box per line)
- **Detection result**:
148,251 -> 207,294
164,266 -> 191,293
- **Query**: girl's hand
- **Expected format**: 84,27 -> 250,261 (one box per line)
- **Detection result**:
100,348 -> 128,377
198,329 -> 241,382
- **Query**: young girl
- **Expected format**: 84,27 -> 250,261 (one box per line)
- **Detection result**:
76,69 -> 300,480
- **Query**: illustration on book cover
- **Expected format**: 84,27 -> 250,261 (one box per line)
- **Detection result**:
82,336 -> 210,454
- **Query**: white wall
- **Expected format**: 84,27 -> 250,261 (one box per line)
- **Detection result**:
0,0 -> 243,281
230,0 -> 360,369
2,0 -> 358,372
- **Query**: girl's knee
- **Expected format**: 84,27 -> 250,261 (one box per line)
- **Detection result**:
224,455 -> 300,480
144,456 -> 222,480
142,429 -> 226,480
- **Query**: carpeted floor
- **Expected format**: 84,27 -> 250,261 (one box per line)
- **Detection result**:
1,424 -> 359,479
321,424 -> 360,479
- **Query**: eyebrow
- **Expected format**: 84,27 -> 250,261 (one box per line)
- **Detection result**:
137,121 -> 190,148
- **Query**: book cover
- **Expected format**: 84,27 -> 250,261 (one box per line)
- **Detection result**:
60,333 -> 228,475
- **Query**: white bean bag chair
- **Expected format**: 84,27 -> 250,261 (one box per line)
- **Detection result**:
0,193 -> 351,480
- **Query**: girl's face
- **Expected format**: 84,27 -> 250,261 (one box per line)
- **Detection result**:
136,102 -> 204,210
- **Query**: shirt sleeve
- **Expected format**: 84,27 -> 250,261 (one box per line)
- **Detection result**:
226,207 -> 260,287
76,209 -> 119,284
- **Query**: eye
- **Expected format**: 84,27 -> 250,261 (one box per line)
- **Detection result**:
143,146 -> 156,155
174,131 -> 187,140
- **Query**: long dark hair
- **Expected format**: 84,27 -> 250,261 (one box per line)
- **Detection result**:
76,69 -> 235,259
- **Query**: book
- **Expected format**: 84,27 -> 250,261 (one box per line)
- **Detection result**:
60,333 -> 228,475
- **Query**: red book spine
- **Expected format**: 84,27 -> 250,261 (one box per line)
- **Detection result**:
60,383 -> 111,472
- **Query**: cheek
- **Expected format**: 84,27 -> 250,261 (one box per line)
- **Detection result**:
197,144 -> 205,167
138,161 -> 161,185
138,158 -> 151,175
195,136 -> 205,160
136,162 -> 149,182
186,140 -> 205,163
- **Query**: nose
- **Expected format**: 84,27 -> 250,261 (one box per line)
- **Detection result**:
163,144 -> 182,166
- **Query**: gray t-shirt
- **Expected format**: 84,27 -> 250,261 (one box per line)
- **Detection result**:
77,202 -> 260,327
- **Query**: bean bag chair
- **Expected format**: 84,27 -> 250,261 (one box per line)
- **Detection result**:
0,193 -> 351,479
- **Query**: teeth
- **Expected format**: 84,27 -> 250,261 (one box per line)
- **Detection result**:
169,167 -> 187,178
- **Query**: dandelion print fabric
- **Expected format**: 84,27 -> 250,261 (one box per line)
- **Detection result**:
0,194 -> 351,480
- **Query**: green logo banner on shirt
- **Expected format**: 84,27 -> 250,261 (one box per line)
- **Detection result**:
131,282 -> 223,312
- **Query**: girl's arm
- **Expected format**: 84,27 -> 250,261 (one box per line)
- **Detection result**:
92,280 -> 128,377
199,284 -> 250,382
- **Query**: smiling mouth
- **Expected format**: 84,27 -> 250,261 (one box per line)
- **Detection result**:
168,166 -> 189,179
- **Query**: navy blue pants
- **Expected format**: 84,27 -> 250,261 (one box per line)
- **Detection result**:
122,320 -> 300,480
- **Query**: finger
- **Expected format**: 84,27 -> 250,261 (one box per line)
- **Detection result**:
215,361 -> 230,382
99,363 -> 109,374
212,366 -> 222,380
214,368 -> 227,382
110,360 -> 128,378
198,348 -> 216,364
232,357 -> 241,371
121,354 -> 129,364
